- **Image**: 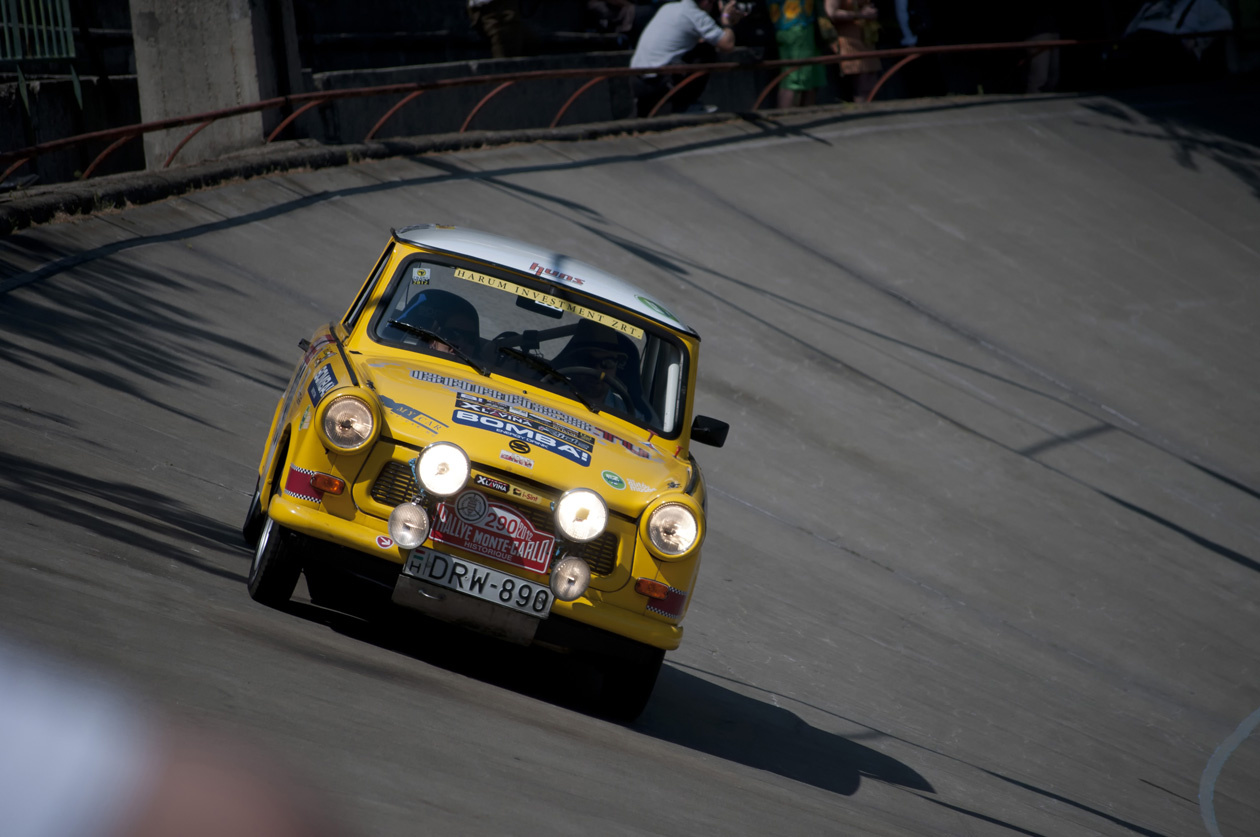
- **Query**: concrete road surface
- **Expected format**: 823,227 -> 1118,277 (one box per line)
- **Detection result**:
2,84 -> 1259,835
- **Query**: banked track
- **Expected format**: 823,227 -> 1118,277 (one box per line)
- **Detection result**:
2,84 -> 1260,835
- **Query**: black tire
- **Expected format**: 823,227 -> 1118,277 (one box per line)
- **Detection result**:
595,646 -> 665,722
304,564 -> 389,616
248,517 -> 303,607
242,479 -> 266,547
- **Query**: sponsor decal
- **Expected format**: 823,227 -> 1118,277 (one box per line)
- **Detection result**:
500,450 -> 534,469
379,393 -> 445,434
308,364 -> 338,405
454,489 -> 488,523
299,406 -> 312,430
453,408 -> 591,467
511,485 -> 544,505
455,394 -> 593,451
635,294 -> 682,324
602,470 -> 626,490
626,478 -> 654,493
411,370 -> 655,459
527,260 -> 585,286
284,466 -> 323,504
646,585 -> 688,619
474,474 -> 510,494
301,332 -> 337,366
592,427 -> 652,460
452,269 -> 644,339
376,535 -> 395,549
431,499 -> 554,574
411,266 -> 430,285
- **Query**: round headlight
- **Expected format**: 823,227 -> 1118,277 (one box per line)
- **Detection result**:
416,442 -> 470,497
550,555 -> 591,602
647,503 -> 698,556
554,488 -> 607,543
388,502 -> 431,549
322,395 -> 374,450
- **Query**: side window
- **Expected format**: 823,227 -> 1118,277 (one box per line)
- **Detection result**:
343,242 -> 395,331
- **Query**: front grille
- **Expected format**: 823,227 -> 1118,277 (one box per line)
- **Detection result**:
369,460 -> 619,575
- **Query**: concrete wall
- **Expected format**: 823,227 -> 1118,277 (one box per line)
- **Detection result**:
127,0 -> 302,170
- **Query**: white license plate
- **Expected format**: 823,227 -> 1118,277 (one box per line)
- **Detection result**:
403,547 -> 553,618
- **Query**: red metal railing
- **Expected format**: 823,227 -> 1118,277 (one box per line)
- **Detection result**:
0,35 -> 1156,184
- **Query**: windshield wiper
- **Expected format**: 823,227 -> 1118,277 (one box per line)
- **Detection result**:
497,346 -> 600,414
389,320 -> 489,377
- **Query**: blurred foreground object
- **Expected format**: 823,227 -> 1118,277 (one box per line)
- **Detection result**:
0,639 -> 345,837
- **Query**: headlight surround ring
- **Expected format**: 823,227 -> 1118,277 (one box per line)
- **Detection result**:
554,488 -> 608,544
388,502 -> 431,549
639,495 -> 704,561
414,441 -> 470,498
315,390 -> 379,453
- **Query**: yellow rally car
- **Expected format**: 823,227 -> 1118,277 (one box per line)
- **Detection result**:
243,225 -> 728,719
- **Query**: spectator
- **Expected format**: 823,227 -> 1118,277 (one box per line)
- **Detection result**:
588,0 -> 638,43
825,0 -> 881,102
469,0 -> 527,58
893,0 -> 916,45
1022,4 -> 1060,94
629,0 -> 749,117
766,0 -> 828,108
0,637 -> 345,837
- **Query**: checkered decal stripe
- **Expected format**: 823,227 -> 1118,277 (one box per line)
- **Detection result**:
646,586 -> 687,618
284,465 -> 323,504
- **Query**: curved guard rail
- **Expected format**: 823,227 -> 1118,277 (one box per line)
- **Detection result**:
0,34 -> 1206,182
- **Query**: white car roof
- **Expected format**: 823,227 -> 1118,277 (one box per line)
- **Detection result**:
395,224 -> 696,336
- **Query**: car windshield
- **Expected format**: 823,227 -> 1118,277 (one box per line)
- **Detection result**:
370,257 -> 689,437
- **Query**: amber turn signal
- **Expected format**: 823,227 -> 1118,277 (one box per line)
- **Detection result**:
634,578 -> 669,600
310,473 -> 345,495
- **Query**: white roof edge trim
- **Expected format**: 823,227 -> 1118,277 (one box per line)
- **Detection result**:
395,224 -> 697,336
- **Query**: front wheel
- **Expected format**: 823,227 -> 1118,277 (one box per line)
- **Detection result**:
248,517 -> 303,607
594,646 -> 665,722
242,479 -> 266,547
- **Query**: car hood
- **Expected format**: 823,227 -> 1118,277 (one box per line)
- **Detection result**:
361,356 -> 689,513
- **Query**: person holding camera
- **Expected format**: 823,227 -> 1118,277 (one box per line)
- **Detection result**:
629,0 -> 749,117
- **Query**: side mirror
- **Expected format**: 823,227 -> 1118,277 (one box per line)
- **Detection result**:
690,415 -> 729,448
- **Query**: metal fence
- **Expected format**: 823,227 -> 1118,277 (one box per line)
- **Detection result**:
0,0 -> 75,62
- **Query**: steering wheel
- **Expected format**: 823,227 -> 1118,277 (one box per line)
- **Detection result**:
557,366 -> 635,409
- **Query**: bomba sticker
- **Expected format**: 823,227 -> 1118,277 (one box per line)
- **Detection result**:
602,470 -> 626,490
308,364 -> 338,404
453,409 -> 591,467
455,394 -> 593,452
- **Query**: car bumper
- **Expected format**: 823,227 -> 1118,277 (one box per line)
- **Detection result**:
267,494 -> 683,651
